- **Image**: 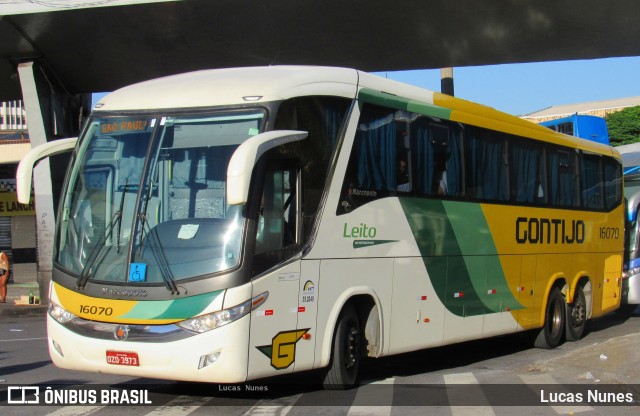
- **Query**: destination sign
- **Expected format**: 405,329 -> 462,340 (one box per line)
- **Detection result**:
100,120 -> 149,134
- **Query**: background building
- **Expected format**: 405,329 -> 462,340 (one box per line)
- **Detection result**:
1,100 -> 28,131
0,100 -> 36,284
521,96 -> 640,123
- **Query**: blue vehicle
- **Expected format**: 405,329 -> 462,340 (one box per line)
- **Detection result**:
541,114 -> 609,145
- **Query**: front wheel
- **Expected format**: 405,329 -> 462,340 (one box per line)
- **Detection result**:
323,303 -> 362,390
566,285 -> 587,342
534,286 -> 566,349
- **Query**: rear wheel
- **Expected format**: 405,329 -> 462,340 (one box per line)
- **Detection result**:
566,285 -> 587,342
323,303 -> 361,390
534,287 -> 565,349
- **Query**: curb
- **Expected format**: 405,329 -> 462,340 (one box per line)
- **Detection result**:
0,281 -> 46,318
0,303 -> 48,318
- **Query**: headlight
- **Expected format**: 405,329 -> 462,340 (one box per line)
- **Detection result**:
49,302 -> 77,324
176,292 -> 268,333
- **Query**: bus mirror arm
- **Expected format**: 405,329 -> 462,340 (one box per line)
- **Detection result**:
227,130 -> 308,205
16,137 -> 78,204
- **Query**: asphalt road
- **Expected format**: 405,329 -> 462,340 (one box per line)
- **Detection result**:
1,309 -> 639,415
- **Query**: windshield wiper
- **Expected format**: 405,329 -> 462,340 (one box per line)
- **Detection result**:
76,180 -> 130,290
137,212 -> 180,295
135,173 -> 180,294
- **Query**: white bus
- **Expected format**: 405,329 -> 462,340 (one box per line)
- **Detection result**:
617,143 -> 640,314
18,66 -> 624,389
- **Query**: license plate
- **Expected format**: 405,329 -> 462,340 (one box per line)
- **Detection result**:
106,351 -> 140,367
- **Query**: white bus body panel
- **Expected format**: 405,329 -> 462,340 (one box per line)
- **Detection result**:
247,261 -> 302,380
316,258 -> 392,367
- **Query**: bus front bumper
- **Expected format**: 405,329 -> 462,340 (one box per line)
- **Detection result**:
46,314 -> 250,383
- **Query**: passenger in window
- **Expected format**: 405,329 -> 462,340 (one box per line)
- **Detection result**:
436,171 -> 448,195
433,155 -> 448,195
396,158 -> 412,192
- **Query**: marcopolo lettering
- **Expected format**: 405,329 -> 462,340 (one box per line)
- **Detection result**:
516,217 -> 585,244
101,288 -> 148,297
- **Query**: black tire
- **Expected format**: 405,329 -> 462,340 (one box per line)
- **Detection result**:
534,286 -> 566,349
323,303 -> 361,390
566,285 -> 587,342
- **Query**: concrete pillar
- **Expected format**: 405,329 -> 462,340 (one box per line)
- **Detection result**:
440,67 -> 455,96
17,61 -> 90,303
18,62 -> 55,303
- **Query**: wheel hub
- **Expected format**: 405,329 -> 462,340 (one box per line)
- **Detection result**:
345,326 -> 359,369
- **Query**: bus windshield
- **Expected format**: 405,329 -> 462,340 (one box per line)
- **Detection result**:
56,111 -> 265,286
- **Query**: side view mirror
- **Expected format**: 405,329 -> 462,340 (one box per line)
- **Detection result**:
227,130 -> 308,205
16,137 -> 77,204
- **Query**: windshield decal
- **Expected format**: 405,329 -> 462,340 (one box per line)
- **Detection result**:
129,263 -> 147,282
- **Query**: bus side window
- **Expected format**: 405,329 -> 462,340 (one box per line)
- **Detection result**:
581,153 -> 604,210
412,118 -> 462,197
549,148 -> 579,207
511,139 -> 545,204
337,104 -> 406,213
603,158 -> 623,211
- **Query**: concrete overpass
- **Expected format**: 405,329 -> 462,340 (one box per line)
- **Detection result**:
1,0 -> 640,101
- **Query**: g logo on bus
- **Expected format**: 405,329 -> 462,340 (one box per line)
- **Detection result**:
114,325 -> 130,341
256,329 -> 309,370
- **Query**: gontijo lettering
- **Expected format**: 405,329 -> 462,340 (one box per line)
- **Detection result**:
516,217 -> 585,244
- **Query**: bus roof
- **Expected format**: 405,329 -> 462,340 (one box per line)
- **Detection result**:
94,66 -> 360,111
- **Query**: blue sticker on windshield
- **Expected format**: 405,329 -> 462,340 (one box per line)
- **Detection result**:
129,263 -> 147,282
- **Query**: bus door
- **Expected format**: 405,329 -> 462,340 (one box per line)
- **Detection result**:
515,255 -> 538,329
602,254 -> 623,311
248,161 -> 307,379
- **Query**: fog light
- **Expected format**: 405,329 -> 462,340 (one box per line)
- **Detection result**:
52,340 -> 64,357
198,351 -> 221,369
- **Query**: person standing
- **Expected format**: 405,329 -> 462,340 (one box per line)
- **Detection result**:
0,250 -> 9,303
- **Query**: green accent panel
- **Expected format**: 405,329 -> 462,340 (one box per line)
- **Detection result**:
122,290 -> 223,320
358,88 -> 452,120
446,256 -> 485,316
155,290 -> 224,319
123,299 -> 173,319
441,201 -> 496,255
257,345 -> 273,359
398,198 -> 461,257
399,197 -> 523,316
407,101 -> 452,120
485,256 -> 524,312
441,201 -> 523,312
423,256 -> 448,307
